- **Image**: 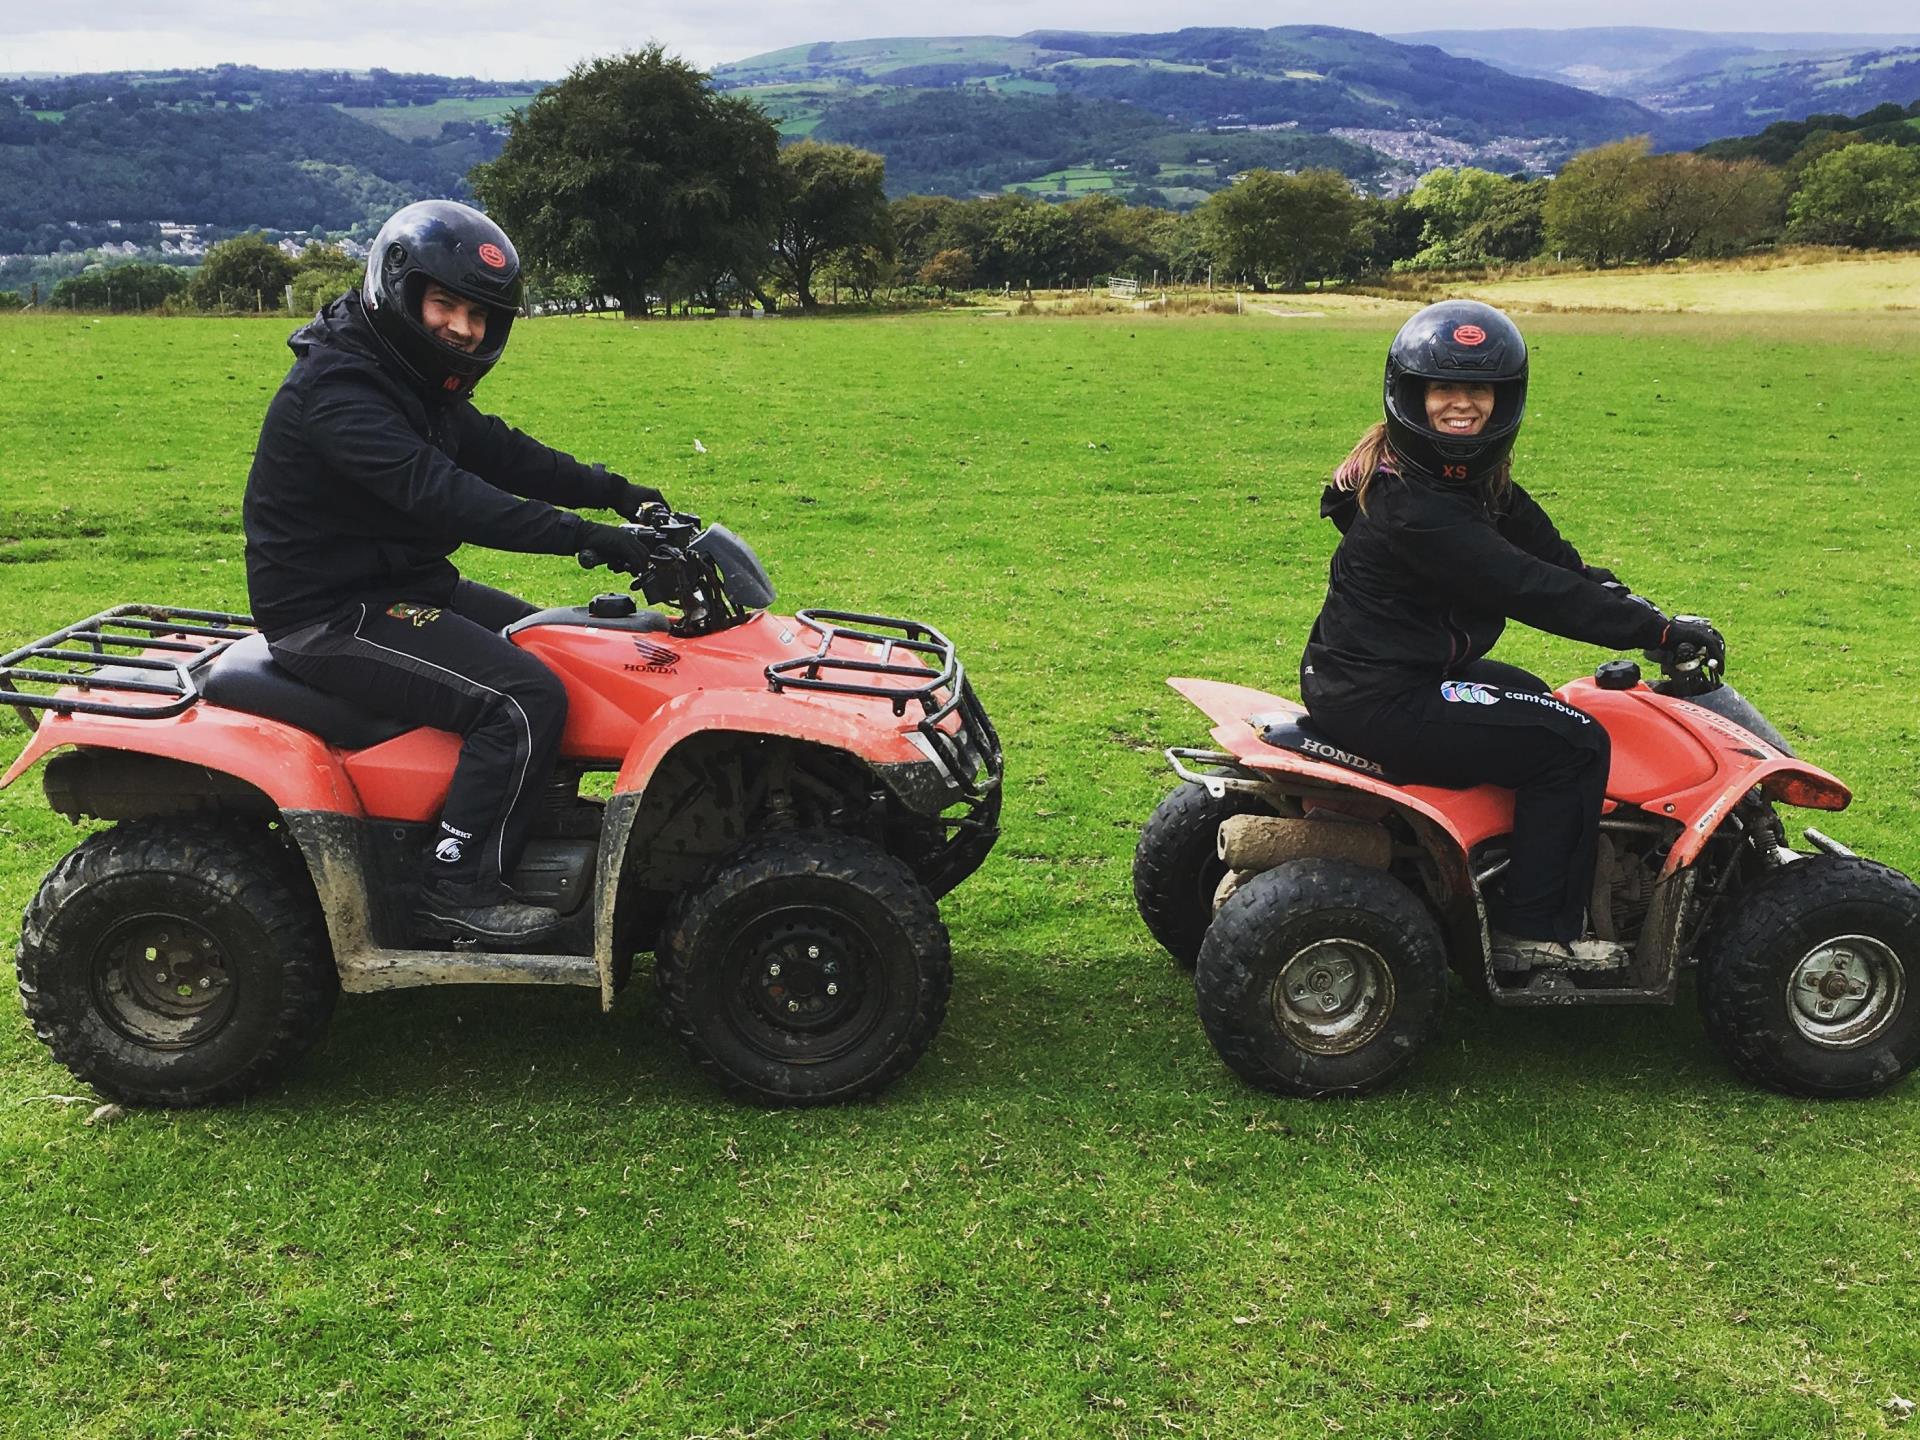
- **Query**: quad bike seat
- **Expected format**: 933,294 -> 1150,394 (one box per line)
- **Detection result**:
1249,710 -> 1403,785
201,633 -> 414,751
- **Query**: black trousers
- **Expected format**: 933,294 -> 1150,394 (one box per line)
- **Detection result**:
1307,659 -> 1611,943
268,579 -> 567,891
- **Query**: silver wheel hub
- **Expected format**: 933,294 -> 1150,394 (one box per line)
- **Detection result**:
1787,934 -> 1905,1049
1271,938 -> 1395,1056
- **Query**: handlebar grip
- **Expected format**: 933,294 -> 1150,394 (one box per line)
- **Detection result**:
577,549 -> 602,570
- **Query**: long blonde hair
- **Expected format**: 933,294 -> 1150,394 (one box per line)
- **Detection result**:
1331,421 -> 1511,512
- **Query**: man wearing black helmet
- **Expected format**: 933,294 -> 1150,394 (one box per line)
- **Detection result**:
244,199 -> 662,946
1301,300 -> 1722,970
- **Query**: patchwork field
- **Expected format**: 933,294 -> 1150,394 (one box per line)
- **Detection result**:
2,306 -> 1918,1437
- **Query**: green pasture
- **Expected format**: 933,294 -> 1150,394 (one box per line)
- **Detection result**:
1004,167 -> 1122,195
3,304 -> 1920,1437
338,95 -> 537,140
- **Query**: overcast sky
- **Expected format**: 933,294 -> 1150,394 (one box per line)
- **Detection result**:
6,2 -> 1920,80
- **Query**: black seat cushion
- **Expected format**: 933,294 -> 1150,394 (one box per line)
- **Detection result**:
1249,711 -> 1402,784
201,633 -> 415,751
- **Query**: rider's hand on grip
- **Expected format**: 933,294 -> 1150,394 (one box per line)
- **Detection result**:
578,523 -> 654,575
1660,616 -> 1725,672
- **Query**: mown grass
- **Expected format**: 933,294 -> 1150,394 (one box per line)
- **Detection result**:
2,306 -> 1919,1437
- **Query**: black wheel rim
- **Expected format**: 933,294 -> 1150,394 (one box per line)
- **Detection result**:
88,911 -> 238,1048
725,903 -> 888,1064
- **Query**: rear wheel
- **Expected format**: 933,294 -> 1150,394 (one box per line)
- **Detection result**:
1194,858 -> 1447,1098
1133,783 -> 1275,968
16,820 -> 337,1106
1699,856 -> 1920,1098
656,831 -> 951,1105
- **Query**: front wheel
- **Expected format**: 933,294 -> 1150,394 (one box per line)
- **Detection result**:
16,819 -> 337,1106
1698,856 -> 1920,1098
656,831 -> 951,1105
1194,858 -> 1447,1098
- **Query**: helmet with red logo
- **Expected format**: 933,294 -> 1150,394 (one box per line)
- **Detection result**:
362,199 -> 523,397
1382,299 -> 1528,487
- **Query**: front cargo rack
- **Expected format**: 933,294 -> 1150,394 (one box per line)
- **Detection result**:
765,609 -> 1003,802
0,605 -> 254,731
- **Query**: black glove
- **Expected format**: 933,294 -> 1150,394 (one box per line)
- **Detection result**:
606,473 -> 666,521
578,522 -> 654,574
1659,615 -> 1725,672
1584,565 -> 1620,587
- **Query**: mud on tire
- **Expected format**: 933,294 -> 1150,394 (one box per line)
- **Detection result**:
656,830 -> 951,1106
1699,856 -> 1920,1098
16,819 -> 337,1106
1133,783 -> 1275,969
1194,858 -> 1447,1098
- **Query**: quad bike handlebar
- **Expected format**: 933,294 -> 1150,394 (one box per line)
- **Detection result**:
577,507 -> 777,639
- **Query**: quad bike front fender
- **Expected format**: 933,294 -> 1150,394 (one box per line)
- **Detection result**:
611,689 -> 932,797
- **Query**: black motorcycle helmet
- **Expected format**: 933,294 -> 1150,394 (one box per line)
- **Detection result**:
1382,300 -> 1528,487
361,200 -> 523,397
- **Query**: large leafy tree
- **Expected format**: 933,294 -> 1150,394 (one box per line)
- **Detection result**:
771,141 -> 892,311
189,234 -> 297,311
1406,166 -> 1509,266
1788,142 -> 1920,248
1543,137 -> 1649,267
471,47 -> 781,318
1201,168 -> 1359,291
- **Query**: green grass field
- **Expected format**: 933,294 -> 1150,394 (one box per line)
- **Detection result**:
1004,167 -> 1123,196
3,303 -> 1920,1437
338,95 -> 538,141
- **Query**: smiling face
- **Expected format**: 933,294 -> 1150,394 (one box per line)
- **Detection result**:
1424,380 -> 1495,437
419,282 -> 488,354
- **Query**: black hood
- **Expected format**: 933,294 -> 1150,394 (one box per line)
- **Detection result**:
288,291 -> 445,404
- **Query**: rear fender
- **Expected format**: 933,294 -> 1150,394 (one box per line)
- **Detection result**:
3,710 -> 360,813
1167,677 -> 1514,857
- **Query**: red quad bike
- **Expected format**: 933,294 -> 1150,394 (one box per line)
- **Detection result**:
2,511 -> 1002,1107
1134,633 -> 1920,1099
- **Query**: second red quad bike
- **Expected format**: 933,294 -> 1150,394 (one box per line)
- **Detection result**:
1135,631 -> 1920,1099
3,511 -> 1001,1107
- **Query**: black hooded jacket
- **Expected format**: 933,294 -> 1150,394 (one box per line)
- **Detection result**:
1300,469 -> 1667,714
244,292 -> 623,637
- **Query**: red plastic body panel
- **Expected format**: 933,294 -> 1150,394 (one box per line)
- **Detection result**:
2,704 -> 360,811
1168,673 -> 1850,872
3,611 -> 946,822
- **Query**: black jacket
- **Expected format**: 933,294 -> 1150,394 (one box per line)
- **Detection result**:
1301,470 -> 1666,714
244,293 -> 621,636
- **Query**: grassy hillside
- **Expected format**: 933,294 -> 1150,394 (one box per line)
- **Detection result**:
3,299 -> 1919,1436
717,26 -> 1665,196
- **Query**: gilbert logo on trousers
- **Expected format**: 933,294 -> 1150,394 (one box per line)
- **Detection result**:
387,603 -> 443,627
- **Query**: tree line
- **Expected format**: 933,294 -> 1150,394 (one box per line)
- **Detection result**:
14,53 -> 1919,317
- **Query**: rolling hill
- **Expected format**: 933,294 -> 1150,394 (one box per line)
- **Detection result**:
713,27 -> 1665,197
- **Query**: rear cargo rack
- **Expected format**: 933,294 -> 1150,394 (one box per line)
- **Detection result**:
0,605 -> 254,731
765,609 -> 1002,802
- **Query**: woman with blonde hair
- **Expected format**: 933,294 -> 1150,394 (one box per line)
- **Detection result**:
1299,300 -> 1721,970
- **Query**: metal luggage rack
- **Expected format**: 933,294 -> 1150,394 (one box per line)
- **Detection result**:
0,605 -> 255,732
766,609 -> 1003,801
